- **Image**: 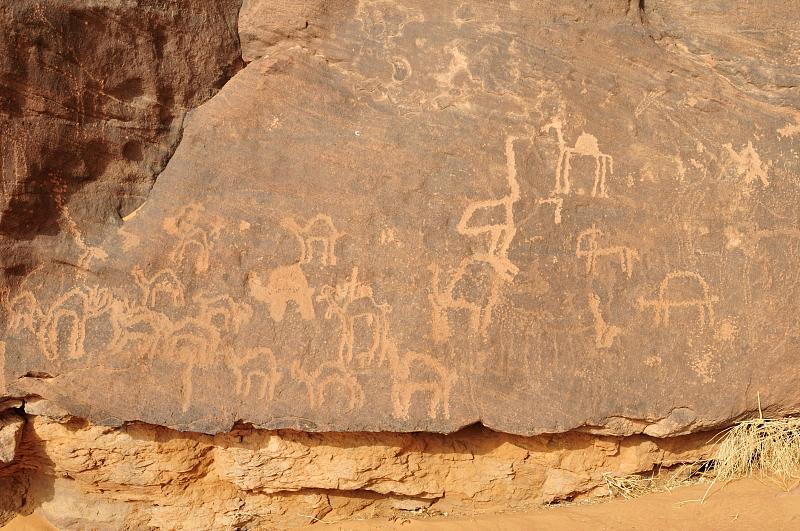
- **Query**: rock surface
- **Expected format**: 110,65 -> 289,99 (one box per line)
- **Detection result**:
1,0 -> 799,436
0,411 -> 23,463
1,412 -> 712,530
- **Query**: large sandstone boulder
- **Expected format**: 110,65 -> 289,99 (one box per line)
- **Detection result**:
2,0 -> 799,436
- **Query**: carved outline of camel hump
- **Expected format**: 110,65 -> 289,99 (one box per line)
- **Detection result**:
248,263 -> 315,322
317,267 -> 391,366
38,286 -> 121,361
132,267 -> 186,308
638,271 -> 720,329
388,348 -> 456,420
455,135 -> 521,282
546,123 -> 613,198
290,361 -> 364,411
576,225 -> 639,278
281,214 -> 344,266
164,204 -> 220,274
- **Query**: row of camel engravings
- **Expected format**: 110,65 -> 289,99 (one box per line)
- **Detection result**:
1,122 -> 790,420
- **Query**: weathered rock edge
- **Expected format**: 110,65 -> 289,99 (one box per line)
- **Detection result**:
0,405 -> 716,530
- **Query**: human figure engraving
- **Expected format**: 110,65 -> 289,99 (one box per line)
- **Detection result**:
163,204 -> 224,273
638,271 -> 720,329
6,291 -> 43,335
576,224 -> 639,278
544,121 -> 613,198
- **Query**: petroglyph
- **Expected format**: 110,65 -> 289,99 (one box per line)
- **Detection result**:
163,317 -> 221,412
6,291 -> 43,335
317,267 -> 390,367
357,0 -> 424,41
538,197 -> 563,224
38,286 -> 121,361
724,224 -> 800,256
248,264 -> 315,322
106,302 -> 170,363
576,224 -> 639,278
0,127 -> 29,199
131,267 -> 186,308
428,135 -> 527,342
52,181 -> 108,269
544,120 -> 613,198
724,141 -> 770,189
163,204 -> 225,273
229,347 -> 281,402
291,361 -> 364,411
429,258 -> 503,342
587,293 -> 621,349
387,346 -> 455,420
281,214 -> 343,266
194,294 -> 253,336
456,135 -> 521,281
638,271 -> 720,330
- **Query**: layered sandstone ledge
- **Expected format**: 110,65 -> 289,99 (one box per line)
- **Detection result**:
0,407 -> 714,529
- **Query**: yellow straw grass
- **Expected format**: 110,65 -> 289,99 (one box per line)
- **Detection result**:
605,396 -> 800,503
700,398 -> 800,500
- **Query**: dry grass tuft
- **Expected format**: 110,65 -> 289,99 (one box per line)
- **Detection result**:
701,414 -> 800,500
603,471 -> 658,499
604,397 -> 800,503
603,463 -> 708,500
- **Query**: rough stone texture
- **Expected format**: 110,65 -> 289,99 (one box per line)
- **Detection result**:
1,412 -> 712,530
0,0 -> 242,278
0,411 -> 23,463
2,1 -> 799,435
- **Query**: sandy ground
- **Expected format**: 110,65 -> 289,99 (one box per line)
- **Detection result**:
3,478 -> 799,530
309,479 -> 800,530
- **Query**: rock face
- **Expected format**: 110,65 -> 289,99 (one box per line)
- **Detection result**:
1,413 -> 713,530
2,0 -> 800,437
